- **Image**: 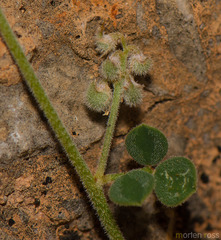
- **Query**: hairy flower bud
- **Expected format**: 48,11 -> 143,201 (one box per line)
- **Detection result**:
128,53 -> 152,76
109,50 -> 121,69
101,59 -> 119,82
96,31 -> 125,55
86,81 -> 112,112
123,76 -> 143,107
96,34 -> 117,55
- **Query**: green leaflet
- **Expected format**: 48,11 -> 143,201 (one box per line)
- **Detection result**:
125,124 -> 168,166
109,169 -> 154,206
154,157 -> 197,207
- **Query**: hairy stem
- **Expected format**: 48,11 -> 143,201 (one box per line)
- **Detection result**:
0,8 -> 125,240
102,166 -> 153,185
102,173 -> 125,184
95,81 -> 123,181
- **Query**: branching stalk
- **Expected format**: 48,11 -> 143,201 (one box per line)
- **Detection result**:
95,47 -> 130,182
0,8 -> 125,240
95,81 -> 123,181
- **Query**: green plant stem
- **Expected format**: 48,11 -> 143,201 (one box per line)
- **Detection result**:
0,8 -> 125,240
95,48 -> 129,183
102,166 -> 153,185
102,173 -> 125,184
143,166 -> 154,174
95,81 -> 123,181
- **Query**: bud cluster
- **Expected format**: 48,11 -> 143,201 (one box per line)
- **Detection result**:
85,31 -> 152,112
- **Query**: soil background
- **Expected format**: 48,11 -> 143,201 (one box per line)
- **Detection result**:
0,0 -> 221,239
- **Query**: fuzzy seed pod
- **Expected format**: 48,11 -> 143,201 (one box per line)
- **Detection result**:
86,81 -> 112,112
128,54 -> 152,76
123,78 -> 143,107
101,59 -> 119,82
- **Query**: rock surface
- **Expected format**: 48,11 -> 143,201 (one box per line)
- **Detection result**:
0,0 -> 220,239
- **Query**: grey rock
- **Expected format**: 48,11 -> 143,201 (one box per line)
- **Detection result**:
156,0 -> 207,82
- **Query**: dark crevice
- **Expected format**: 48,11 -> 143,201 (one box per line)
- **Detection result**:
8,218 -> 15,226
200,172 -> 209,184
148,98 -> 175,112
